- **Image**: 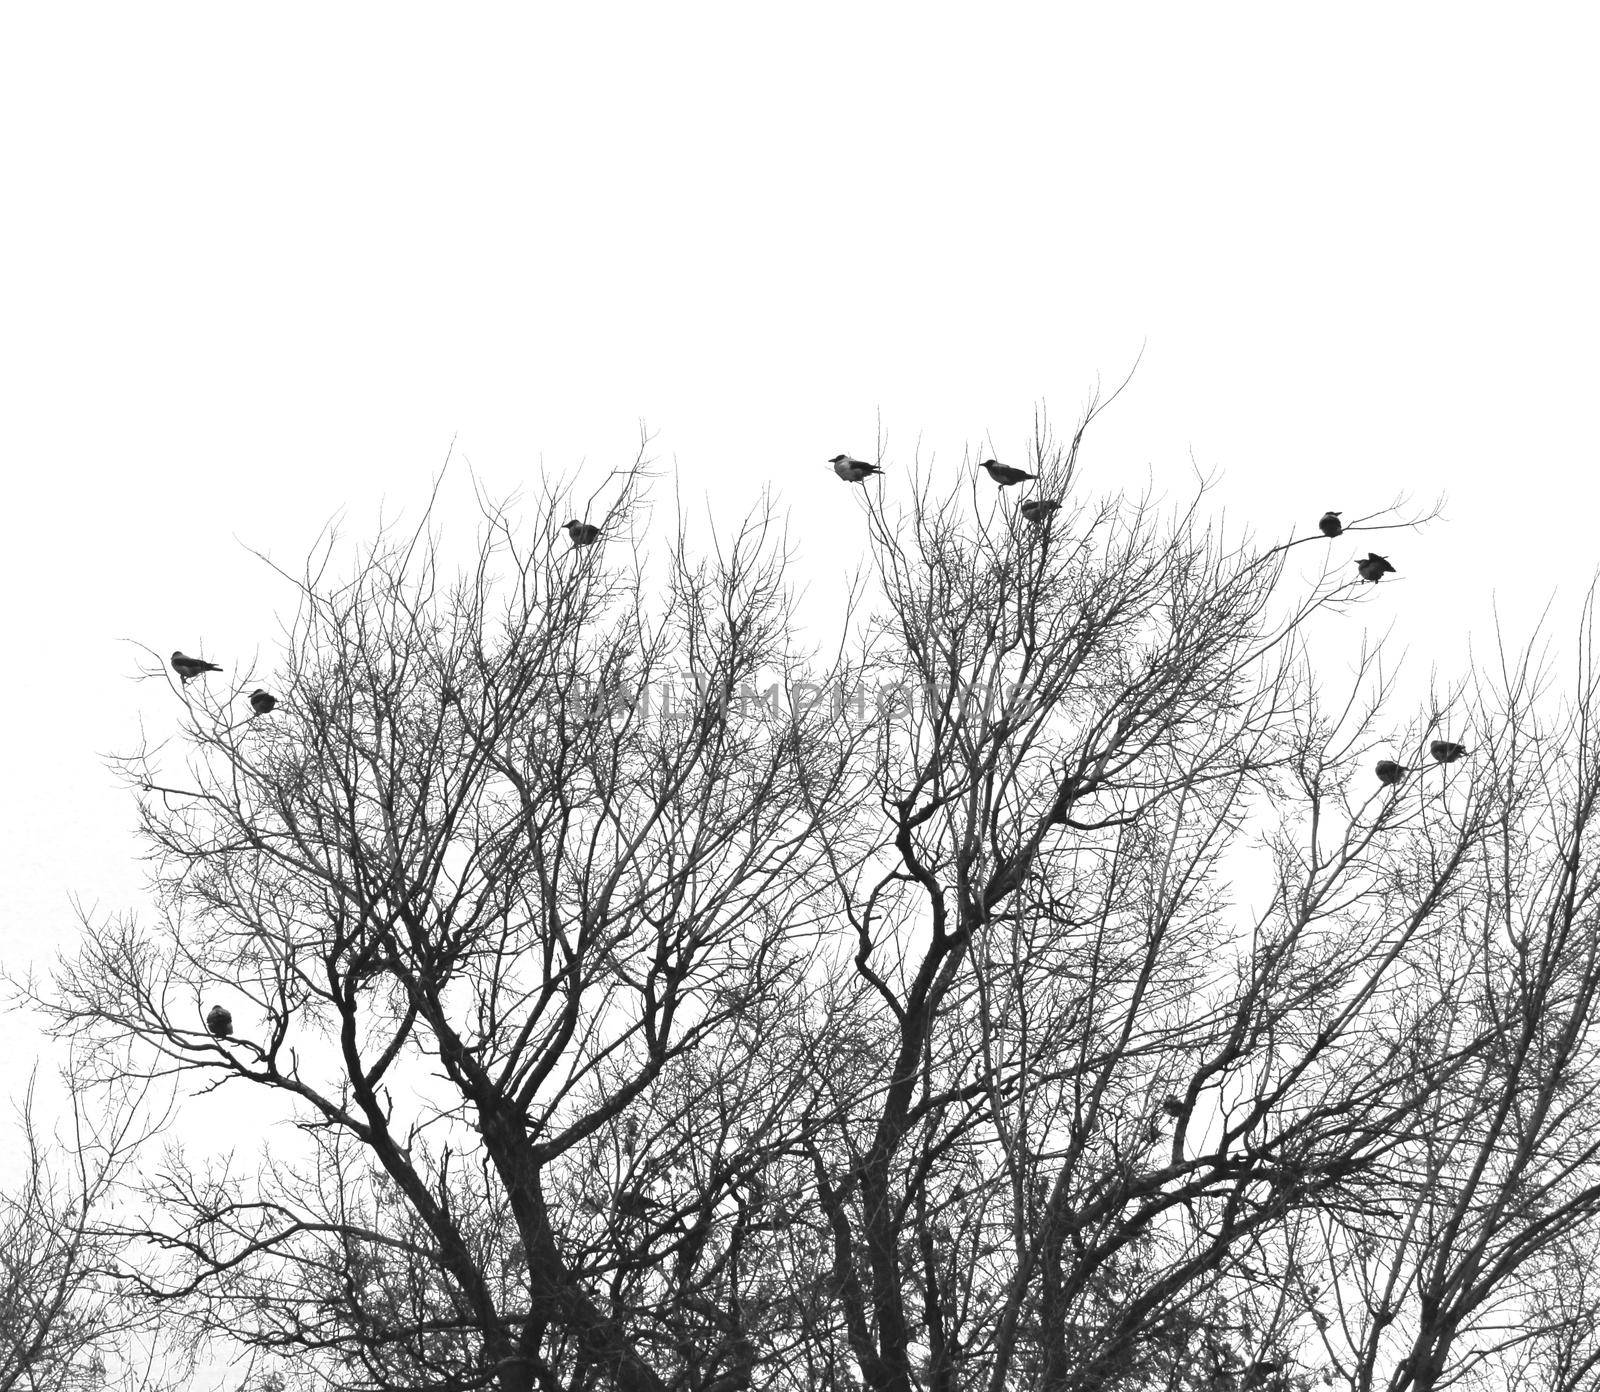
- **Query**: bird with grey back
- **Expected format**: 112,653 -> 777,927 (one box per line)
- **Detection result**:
249,689 -> 277,716
565,520 -> 602,547
1375,759 -> 1408,785
980,459 -> 1036,487
1355,553 -> 1396,583
829,455 -> 884,483
171,651 -> 222,683
1319,511 -> 1343,537
205,1004 -> 233,1038
1020,498 -> 1061,525
1430,739 -> 1467,764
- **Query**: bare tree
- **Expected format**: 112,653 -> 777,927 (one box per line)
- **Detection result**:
775,406 -> 1487,1392
1291,610 -> 1600,1392
32,412 -> 1600,1391
38,457 -> 874,1392
0,1064 -> 172,1392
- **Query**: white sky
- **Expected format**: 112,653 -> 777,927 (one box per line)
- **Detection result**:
2,5 -> 1598,1098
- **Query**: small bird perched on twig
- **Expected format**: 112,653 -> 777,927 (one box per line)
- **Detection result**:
1430,739 -> 1467,764
205,1004 -> 233,1038
1355,553 -> 1396,583
1375,759 -> 1408,786
249,689 -> 277,716
980,459 -> 1036,487
564,520 -> 602,547
1020,498 -> 1061,525
829,455 -> 884,483
171,651 -> 222,683
1319,511 -> 1343,537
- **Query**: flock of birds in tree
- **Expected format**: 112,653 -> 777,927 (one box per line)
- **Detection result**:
173,465 -> 1458,1040
167,654 -> 273,1038
826,459 -> 1463,787
1319,510 -> 1465,781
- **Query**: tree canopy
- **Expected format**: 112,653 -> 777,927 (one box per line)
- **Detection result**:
26,414 -> 1600,1392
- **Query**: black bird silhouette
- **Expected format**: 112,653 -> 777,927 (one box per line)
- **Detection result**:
1430,739 -> 1468,763
1020,498 -> 1061,525
980,459 -> 1036,487
1319,511 -> 1343,537
1161,1095 -> 1185,1118
1355,553 -> 1396,583
829,454 -> 884,483
1375,759 -> 1408,786
564,520 -> 602,547
205,1004 -> 233,1038
616,1187 -> 655,1220
248,689 -> 277,716
171,651 -> 222,683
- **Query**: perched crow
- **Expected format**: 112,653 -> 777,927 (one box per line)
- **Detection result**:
829,455 -> 884,483
1020,498 -> 1062,525
1375,759 -> 1408,786
980,459 -> 1036,487
1319,511 -> 1343,537
1161,1095 -> 1185,1118
1355,553 -> 1396,583
564,520 -> 602,547
248,689 -> 277,716
1430,739 -> 1468,763
616,1187 -> 653,1219
205,1004 -> 233,1038
171,651 -> 222,683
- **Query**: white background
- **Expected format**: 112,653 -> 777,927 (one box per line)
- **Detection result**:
2,5 -> 1597,1111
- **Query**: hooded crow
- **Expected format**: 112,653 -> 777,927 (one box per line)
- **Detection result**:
1355,553 -> 1396,583
249,689 -> 277,716
1375,759 -> 1408,785
1020,498 -> 1062,525
980,459 -> 1037,487
564,520 -> 602,547
1319,511 -> 1343,537
829,455 -> 884,483
1430,739 -> 1467,764
171,651 -> 222,683
205,1004 -> 233,1038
